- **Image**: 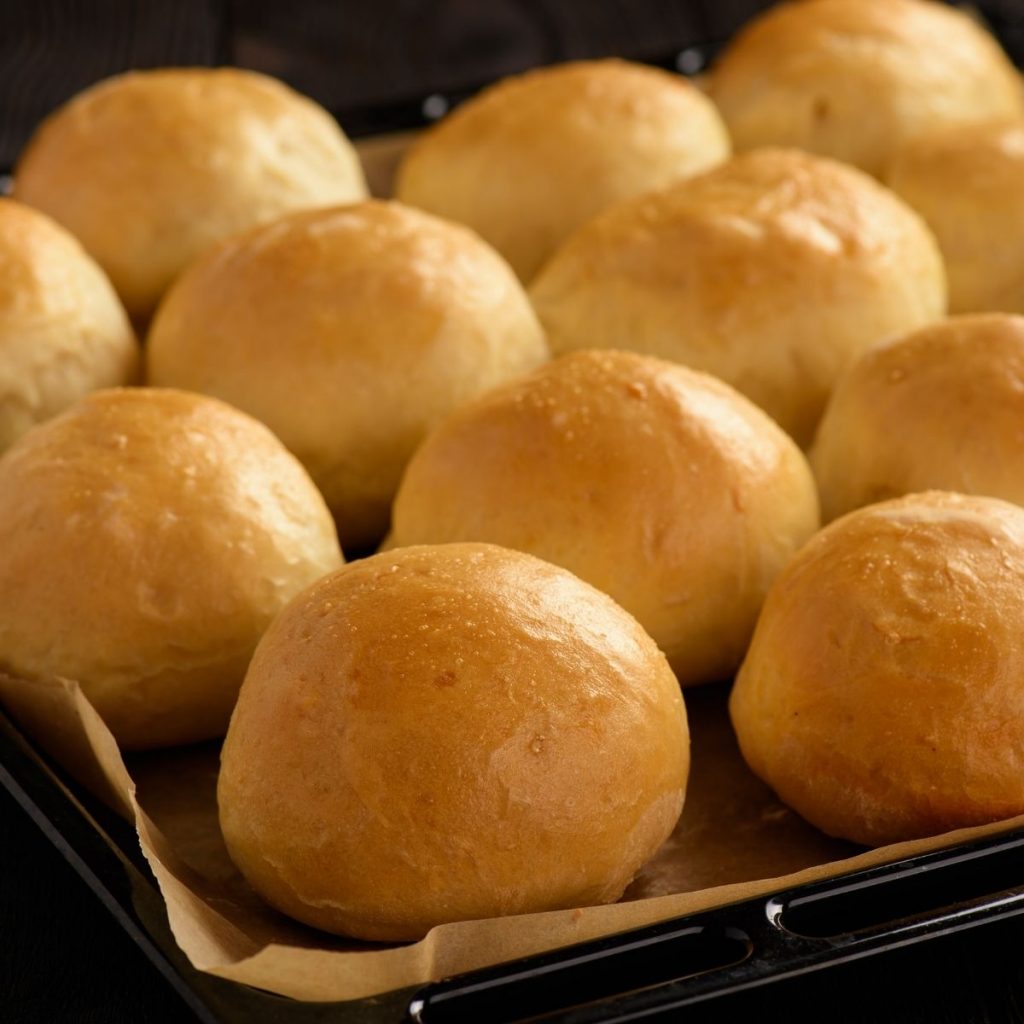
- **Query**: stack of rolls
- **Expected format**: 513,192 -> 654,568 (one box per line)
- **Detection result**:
6,0 -> 1024,949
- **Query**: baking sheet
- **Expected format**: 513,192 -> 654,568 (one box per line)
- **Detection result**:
5,667 -> 1024,1003
7,129 -> 1024,1006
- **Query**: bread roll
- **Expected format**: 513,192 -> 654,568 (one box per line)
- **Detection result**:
396,59 -> 730,282
711,0 -> 1024,178
812,314 -> 1024,521
147,200 -> 548,552
14,68 -> 368,323
0,388 -> 343,750
389,350 -> 819,685
0,198 -> 137,452
888,121 -> 1024,314
530,148 -> 945,446
218,543 -> 689,941
730,491 -> 1024,846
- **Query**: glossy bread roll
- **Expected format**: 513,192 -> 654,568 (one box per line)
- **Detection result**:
147,200 -> 548,552
218,543 -> 690,941
389,350 -> 820,685
0,388 -> 343,749
0,198 -> 137,452
887,121 -> 1024,314
730,492 -> 1024,846
711,0 -> 1024,177
396,59 -> 730,282
14,67 -> 368,323
530,149 -> 946,446
812,314 -> 1024,521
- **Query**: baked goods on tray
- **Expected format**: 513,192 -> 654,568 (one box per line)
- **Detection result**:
0,387 -> 342,749
396,58 -> 730,282
14,67 -> 368,324
0,198 -> 137,453
812,313 -> 1024,521
730,491 -> 1024,846
218,542 -> 690,940
146,200 -> 548,551
888,121 -> 1024,315
711,0 -> 1024,178
530,147 -> 946,446
389,349 -> 819,686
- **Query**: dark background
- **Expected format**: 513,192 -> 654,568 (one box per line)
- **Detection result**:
6,1 -> 1024,1020
4,0 -> 1024,167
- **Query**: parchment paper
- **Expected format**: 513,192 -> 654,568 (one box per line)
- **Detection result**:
4,668 -> 1024,1003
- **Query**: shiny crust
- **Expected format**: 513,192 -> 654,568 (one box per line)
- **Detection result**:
887,121 -> 1024,314
0,199 -> 137,451
730,492 -> 1024,846
147,200 -> 548,551
711,0 -> 1024,177
218,543 -> 689,941
14,67 -> 368,322
811,314 -> 1024,521
396,59 -> 730,282
389,350 -> 820,685
530,148 -> 946,446
0,388 -> 343,749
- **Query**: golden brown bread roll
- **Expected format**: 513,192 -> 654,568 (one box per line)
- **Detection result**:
0,198 -> 137,452
711,0 -> 1024,178
887,121 -> 1024,314
530,148 -> 946,446
396,59 -> 731,282
218,542 -> 689,941
14,67 -> 368,323
147,200 -> 548,552
811,314 -> 1024,522
0,388 -> 343,750
730,491 -> 1024,846
389,350 -> 820,686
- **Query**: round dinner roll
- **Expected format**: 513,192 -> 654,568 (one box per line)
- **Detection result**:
711,0 -> 1024,178
888,121 -> 1024,314
0,388 -> 343,750
530,148 -> 946,447
218,543 -> 689,941
812,314 -> 1024,522
395,59 -> 731,282
730,491 -> 1024,846
389,350 -> 820,685
14,67 -> 368,323
147,200 -> 548,552
0,198 -> 137,453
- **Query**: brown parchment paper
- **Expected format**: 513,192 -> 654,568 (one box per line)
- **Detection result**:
6,668 -> 1024,1004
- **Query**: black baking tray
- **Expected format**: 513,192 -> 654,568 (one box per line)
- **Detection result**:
8,9 -> 1024,1021
7,690 -> 1024,1024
